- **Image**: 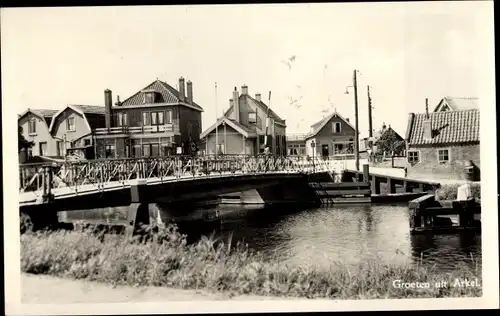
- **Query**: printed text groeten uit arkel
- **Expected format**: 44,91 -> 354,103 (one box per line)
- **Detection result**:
392,278 -> 481,289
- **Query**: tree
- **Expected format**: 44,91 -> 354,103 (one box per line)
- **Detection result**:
18,126 -> 34,153
374,127 -> 406,167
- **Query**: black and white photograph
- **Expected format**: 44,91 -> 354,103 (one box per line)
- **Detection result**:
3,1 -> 498,314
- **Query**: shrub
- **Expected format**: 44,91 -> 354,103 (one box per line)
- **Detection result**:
436,183 -> 481,201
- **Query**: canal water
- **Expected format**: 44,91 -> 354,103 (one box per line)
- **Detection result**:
175,203 -> 481,273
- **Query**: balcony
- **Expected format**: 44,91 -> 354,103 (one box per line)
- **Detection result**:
94,124 -> 179,136
286,133 -> 309,142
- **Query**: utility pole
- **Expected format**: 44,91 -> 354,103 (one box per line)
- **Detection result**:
353,70 -> 360,171
215,82 -> 219,156
367,85 -> 373,138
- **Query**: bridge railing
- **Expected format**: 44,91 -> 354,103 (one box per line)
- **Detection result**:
19,155 -> 334,196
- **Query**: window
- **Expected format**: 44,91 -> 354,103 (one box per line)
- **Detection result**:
249,112 -> 257,124
165,110 -> 172,124
123,113 -> 128,126
28,119 -> 37,134
299,146 -> 306,155
144,92 -> 156,104
105,144 -> 115,158
437,149 -> 450,163
117,113 -> 123,127
157,112 -> 164,125
408,151 -> 419,163
142,145 -> 151,157
84,139 -> 91,146
142,112 -> 151,126
332,122 -> 341,133
67,117 -> 75,131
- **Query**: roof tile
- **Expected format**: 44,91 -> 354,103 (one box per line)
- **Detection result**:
118,79 -> 203,111
408,109 -> 479,146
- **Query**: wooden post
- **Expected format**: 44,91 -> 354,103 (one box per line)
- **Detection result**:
418,183 -> 425,192
363,164 -> 369,184
371,175 -> 381,194
403,180 -> 413,192
387,177 -> 396,194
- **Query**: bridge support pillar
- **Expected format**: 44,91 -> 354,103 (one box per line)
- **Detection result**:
126,180 -> 151,236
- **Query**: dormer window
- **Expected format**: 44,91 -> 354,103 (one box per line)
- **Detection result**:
249,112 -> 257,124
143,90 -> 157,104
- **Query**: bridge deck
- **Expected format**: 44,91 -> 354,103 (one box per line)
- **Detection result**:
19,170 -> 302,206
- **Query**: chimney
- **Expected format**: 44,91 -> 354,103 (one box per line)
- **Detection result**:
229,99 -> 234,108
104,89 -> 112,129
178,77 -> 185,102
232,87 -> 240,122
186,80 -> 193,104
241,85 -> 248,95
255,93 -> 261,102
425,98 -> 429,119
346,117 -> 349,123
115,95 -> 121,106
423,98 -> 432,140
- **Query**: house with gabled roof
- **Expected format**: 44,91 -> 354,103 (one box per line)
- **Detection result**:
93,77 -> 204,158
18,108 -> 59,157
405,104 -> 480,181
432,97 -> 479,112
304,110 -> 356,159
49,104 -> 106,159
199,85 -> 286,155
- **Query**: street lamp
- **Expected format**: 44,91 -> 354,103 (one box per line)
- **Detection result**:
344,69 -> 360,173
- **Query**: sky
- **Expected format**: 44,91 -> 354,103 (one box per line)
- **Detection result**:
1,2 -> 494,138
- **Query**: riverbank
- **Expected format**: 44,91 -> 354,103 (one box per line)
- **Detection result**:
20,225 -> 482,300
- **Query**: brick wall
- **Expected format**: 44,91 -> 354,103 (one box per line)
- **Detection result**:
407,144 -> 480,180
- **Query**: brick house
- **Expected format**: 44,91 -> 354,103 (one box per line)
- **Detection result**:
94,77 -> 203,158
18,109 -> 59,157
304,110 -> 356,159
405,99 -> 480,181
49,104 -> 106,159
199,85 -> 287,155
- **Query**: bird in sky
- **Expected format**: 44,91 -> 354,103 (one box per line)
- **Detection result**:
281,55 -> 297,70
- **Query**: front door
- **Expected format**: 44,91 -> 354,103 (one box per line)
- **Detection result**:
39,142 -> 47,156
321,144 -> 329,158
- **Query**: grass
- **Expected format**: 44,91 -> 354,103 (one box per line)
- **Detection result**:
20,224 -> 482,299
436,183 -> 481,201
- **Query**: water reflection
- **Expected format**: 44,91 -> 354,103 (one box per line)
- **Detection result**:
177,203 -> 481,273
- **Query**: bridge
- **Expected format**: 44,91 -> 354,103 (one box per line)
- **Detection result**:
19,155 -> 335,205
19,155 -> 338,232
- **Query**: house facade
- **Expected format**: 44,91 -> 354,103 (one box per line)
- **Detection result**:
18,109 -> 59,158
49,104 -> 106,159
304,111 -> 356,159
200,85 -> 287,156
93,77 -> 203,158
405,97 -> 480,180
285,134 -> 307,157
